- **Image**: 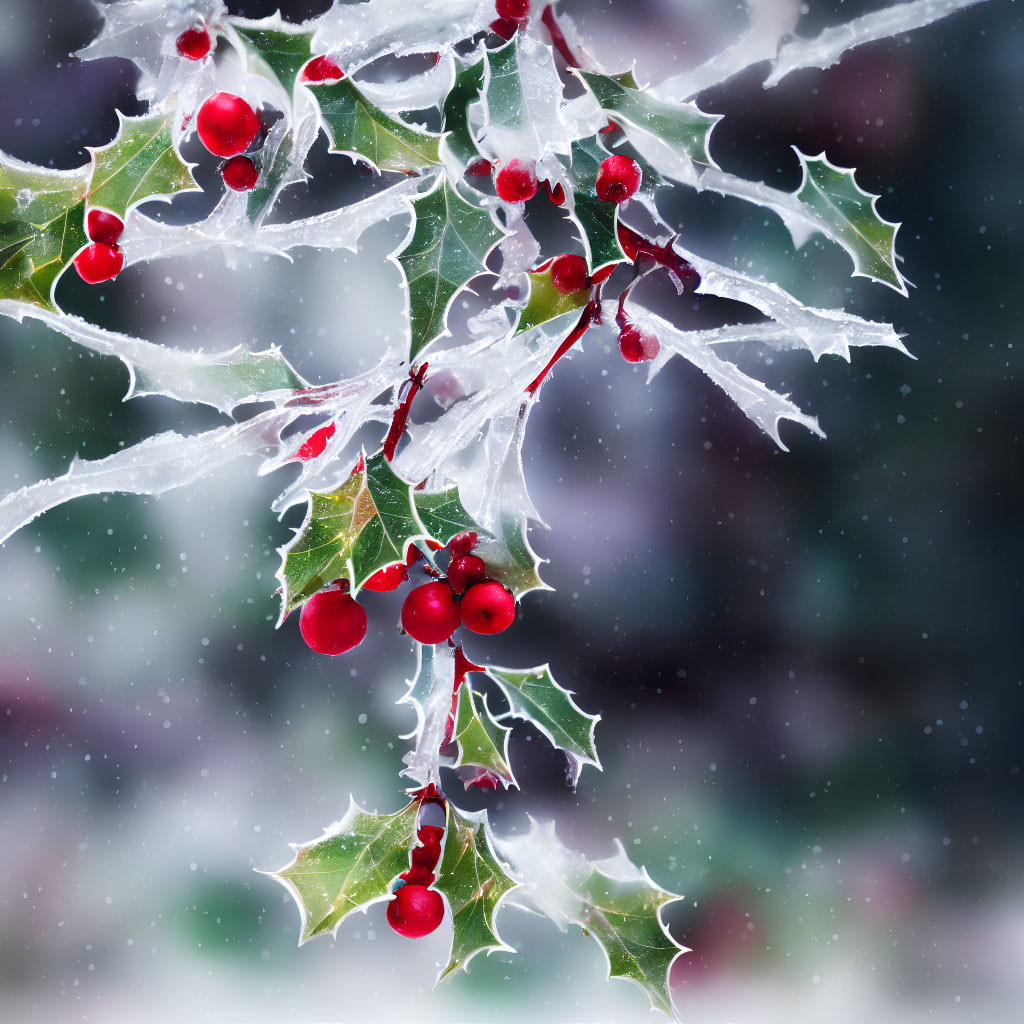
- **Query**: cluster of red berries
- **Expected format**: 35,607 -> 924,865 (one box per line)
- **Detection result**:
490,0 -> 531,41
73,209 -> 126,284
181,20 -> 343,194
298,532 -> 516,655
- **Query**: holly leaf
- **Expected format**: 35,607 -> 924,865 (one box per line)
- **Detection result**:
441,55 -> 485,172
232,17 -> 316,100
575,69 -> 719,188
452,688 -> 516,789
496,820 -> 687,1021
397,178 -> 506,359
434,804 -> 518,981
486,665 -> 600,787
311,77 -> 442,173
563,135 -> 629,272
515,261 -> 590,336
277,452 -> 484,613
88,109 -> 197,219
262,796 -> 419,943
792,150 -> 906,294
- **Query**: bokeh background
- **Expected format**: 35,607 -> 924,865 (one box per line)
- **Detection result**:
1,0 -> 1020,1020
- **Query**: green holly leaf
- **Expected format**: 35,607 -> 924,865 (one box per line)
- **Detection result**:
435,804 -> 518,981
311,77 -> 442,173
515,261 -> 590,336
262,796 -> 419,943
231,18 -> 315,99
441,56 -> 485,171
277,452 -> 484,614
496,820 -> 687,1021
793,151 -> 906,294
575,69 -> 718,186
486,665 -> 600,787
476,513 -> 549,599
398,178 -> 506,359
88,110 -> 197,218
452,688 -> 516,789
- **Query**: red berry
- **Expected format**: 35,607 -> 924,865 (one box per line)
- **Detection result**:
401,582 -> 461,644
73,243 -> 123,284
465,157 -> 494,177
496,0 -> 530,17
447,554 -> 487,595
299,589 -> 367,655
448,531 -> 478,556
460,581 -> 515,635
550,253 -> 589,295
494,159 -> 538,203
296,422 -> 335,461
399,865 -> 436,886
301,56 -> 344,83
196,92 -> 259,158
467,769 -> 502,791
386,884 -> 444,939
410,825 -> 444,871
596,154 -> 642,204
618,324 -> 661,363
221,155 -> 259,192
363,563 -> 407,592
546,181 -> 566,206
86,209 -> 123,246
489,17 -> 520,40
176,27 -> 211,61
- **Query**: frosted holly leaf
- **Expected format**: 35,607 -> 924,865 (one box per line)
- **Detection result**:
0,151 -> 89,309
311,77 -> 442,174
575,69 -> 719,188
791,151 -> 906,294
486,665 -> 600,787
452,688 -> 516,789
434,804 -> 518,981
397,178 -> 506,359
477,35 -> 571,165
262,796 -> 419,944
441,56 -> 485,173
515,261 -> 591,336
231,16 -> 316,101
497,820 -> 687,1021
399,644 -> 458,788
88,109 -> 198,218
278,452 -> 484,612
414,486 -> 482,544
245,100 -> 320,224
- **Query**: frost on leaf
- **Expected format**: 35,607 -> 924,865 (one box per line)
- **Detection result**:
477,35 -> 572,166
0,410 -> 293,545
515,262 -> 591,336
397,178 -> 507,359
277,452 -> 482,614
434,803 -> 518,981
230,15 -> 316,105
698,150 -> 908,294
486,665 -> 600,788
311,77 -> 442,174
0,301 -> 306,414
575,69 -> 719,189
440,55 -> 486,174
451,688 -> 517,790
262,795 -> 419,944
399,644 -> 458,789
496,820 -> 688,1021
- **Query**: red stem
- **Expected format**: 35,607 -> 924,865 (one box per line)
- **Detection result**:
383,363 -> 428,462
541,5 -> 581,68
525,284 -> 604,397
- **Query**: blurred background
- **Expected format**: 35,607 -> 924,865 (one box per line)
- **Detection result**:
0,0 -> 1020,1020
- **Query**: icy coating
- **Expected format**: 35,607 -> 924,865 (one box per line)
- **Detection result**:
0,0 -> 992,1017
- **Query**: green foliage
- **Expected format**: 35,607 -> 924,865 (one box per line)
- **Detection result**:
398,178 -> 506,358
452,688 -> 516,788
515,262 -> 590,336
266,796 -> 419,942
434,804 -> 518,981
278,452 -> 481,613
